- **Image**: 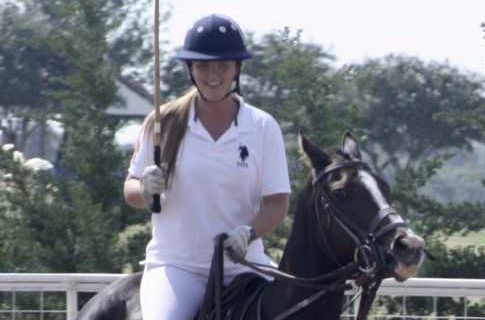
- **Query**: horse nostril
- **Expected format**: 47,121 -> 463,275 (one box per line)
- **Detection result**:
392,235 -> 425,264
394,236 -> 408,251
395,234 -> 425,250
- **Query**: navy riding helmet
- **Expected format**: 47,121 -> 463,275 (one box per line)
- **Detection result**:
174,14 -> 252,61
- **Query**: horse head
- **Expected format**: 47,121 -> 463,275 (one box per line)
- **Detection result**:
299,131 -> 425,282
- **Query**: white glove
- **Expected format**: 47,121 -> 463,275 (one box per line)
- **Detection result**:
140,164 -> 167,208
223,225 -> 256,260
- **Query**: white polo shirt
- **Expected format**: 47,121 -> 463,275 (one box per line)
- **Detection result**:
128,97 -> 291,274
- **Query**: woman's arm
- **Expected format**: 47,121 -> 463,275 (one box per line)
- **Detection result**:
123,177 -> 146,209
250,193 -> 289,239
223,193 -> 289,258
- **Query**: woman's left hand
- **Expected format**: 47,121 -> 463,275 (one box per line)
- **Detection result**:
223,225 -> 255,259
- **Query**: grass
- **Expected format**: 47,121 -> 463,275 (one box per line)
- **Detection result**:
445,229 -> 485,248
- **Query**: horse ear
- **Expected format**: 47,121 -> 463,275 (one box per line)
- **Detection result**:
298,131 -> 331,172
342,131 -> 361,160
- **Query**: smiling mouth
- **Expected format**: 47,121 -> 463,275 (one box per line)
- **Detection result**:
206,81 -> 223,87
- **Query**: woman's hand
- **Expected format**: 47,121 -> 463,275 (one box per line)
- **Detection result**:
223,225 -> 256,259
140,164 -> 167,209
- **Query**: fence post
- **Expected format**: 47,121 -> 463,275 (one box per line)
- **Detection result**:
66,281 -> 78,320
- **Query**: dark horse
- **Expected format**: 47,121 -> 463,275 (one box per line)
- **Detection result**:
76,132 -> 425,320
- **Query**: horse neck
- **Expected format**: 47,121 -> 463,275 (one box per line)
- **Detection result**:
259,183 -> 345,319
279,183 -> 334,275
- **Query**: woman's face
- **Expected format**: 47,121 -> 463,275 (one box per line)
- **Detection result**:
190,60 -> 238,101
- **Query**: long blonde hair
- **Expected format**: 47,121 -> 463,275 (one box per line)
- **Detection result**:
140,87 -> 197,187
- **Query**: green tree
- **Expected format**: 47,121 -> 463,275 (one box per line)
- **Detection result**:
0,2 -> 67,152
338,55 -> 484,175
0,0 -> 171,272
0,145 -> 123,272
243,29 -> 353,146
0,0 -> 164,151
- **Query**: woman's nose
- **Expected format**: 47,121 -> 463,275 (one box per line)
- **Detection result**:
207,62 -> 222,74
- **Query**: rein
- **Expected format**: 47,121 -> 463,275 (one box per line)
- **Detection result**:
205,236 -> 356,320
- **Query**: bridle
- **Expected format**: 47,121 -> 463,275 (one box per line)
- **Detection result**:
205,159 -> 408,320
312,159 -> 407,276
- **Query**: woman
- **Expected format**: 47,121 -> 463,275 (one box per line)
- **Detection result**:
123,14 -> 291,320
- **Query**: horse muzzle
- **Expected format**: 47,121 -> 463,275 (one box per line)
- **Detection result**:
387,230 -> 426,281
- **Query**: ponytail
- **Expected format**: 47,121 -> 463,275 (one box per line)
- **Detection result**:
141,87 -> 197,187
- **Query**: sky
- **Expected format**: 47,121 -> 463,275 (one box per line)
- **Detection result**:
162,0 -> 485,75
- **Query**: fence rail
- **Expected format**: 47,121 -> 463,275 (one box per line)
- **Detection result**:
1,274 -> 485,320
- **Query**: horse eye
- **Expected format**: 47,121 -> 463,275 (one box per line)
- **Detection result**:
330,172 -> 342,181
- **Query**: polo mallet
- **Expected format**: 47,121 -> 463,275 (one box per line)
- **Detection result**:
151,0 -> 162,213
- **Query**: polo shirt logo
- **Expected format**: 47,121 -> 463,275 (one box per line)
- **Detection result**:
237,144 -> 249,168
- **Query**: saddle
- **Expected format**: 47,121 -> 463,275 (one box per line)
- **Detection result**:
196,234 -> 268,320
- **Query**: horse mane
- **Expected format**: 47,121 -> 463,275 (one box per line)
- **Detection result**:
278,174 -> 324,273
280,145 -> 352,274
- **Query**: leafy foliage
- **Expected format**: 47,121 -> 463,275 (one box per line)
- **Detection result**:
0,0 -> 161,272
339,55 -> 485,174
423,241 -> 485,278
0,145 -> 120,272
244,29 -> 351,146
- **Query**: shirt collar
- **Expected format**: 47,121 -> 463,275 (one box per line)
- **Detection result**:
187,95 -> 256,133
234,96 -> 256,133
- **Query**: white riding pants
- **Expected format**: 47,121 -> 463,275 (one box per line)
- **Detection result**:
140,264 -> 237,320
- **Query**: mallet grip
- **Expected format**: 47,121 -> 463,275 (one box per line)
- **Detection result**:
150,145 -> 162,213
151,195 -> 161,213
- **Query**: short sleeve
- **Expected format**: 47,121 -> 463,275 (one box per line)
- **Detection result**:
127,128 -> 154,178
261,117 -> 291,196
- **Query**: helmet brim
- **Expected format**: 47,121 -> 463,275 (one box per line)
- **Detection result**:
174,49 -> 252,61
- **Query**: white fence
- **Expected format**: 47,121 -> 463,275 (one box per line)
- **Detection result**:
0,274 -> 120,320
0,274 -> 484,320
